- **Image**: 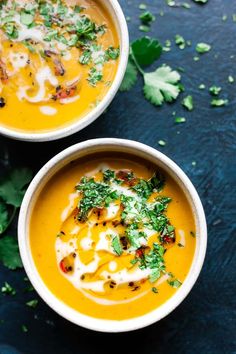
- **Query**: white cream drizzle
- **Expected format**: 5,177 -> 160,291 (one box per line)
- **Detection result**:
17,66 -> 58,103
39,106 -> 57,116
178,230 -> 186,247
9,52 -> 29,70
59,95 -> 80,104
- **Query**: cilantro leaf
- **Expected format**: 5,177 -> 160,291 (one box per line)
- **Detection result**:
111,235 -> 123,256
120,57 -> 138,92
143,66 -> 181,106
182,95 -> 194,111
0,168 -> 32,207
131,36 -> 162,67
0,202 -> 8,234
0,235 -> 23,270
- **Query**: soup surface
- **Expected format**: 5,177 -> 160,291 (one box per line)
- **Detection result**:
30,156 -> 196,320
0,0 -> 119,132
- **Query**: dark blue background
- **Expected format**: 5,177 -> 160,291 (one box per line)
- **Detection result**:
0,0 -> 235,353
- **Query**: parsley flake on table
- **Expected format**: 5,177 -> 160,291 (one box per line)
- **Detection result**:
182,95 -> 194,111
175,117 -> 186,124
139,3 -> 147,10
139,24 -> 150,32
26,299 -> 38,308
175,34 -> 186,50
192,0 -> 208,3
158,140 -> 166,146
139,11 -> 156,25
228,75 -> 234,83
1,281 -> 16,295
211,98 -> 228,107
21,325 -> 28,333
198,84 -> 206,89
209,85 -> 221,96
196,42 -> 211,53
0,235 -> 23,270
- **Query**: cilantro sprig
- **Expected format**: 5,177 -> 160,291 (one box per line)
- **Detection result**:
0,168 -> 32,270
120,36 -> 182,107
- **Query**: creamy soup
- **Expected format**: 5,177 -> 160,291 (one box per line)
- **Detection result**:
30,155 -> 196,320
0,0 -> 119,132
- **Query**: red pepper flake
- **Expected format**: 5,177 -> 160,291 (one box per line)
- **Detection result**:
59,259 -> 68,273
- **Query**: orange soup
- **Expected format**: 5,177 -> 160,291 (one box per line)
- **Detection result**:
0,0 -> 119,132
30,155 -> 196,320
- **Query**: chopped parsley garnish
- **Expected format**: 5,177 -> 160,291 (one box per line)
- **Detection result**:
1,281 -> 16,295
196,42 -> 211,54
228,75 -> 234,83
168,279 -> 182,288
88,67 -> 103,87
175,117 -> 186,124
132,172 -> 165,198
26,299 -> 38,308
21,325 -> 28,333
74,169 -> 178,285
152,287 -> 158,293
175,34 -> 186,50
103,170 -> 115,183
211,98 -> 228,107
76,177 -> 117,221
139,11 -> 155,25
182,95 -> 194,111
111,235 -> 123,256
158,140 -> 166,146
137,243 -> 166,283
209,86 -> 221,96
105,46 -> 120,60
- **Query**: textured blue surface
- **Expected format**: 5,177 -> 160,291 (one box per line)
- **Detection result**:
0,1 -> 235,353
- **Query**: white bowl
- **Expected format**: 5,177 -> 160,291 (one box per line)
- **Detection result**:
18,138 -> 207,332
0,1 -> 129,142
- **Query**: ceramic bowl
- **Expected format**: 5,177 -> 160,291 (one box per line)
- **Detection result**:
0,1 -> 129,142
18,138 -> 207,332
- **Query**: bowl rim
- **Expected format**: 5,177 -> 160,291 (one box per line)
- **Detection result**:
18,138 -> 207,332
0,0 -> 129,142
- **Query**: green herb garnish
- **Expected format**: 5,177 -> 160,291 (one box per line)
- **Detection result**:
1,281 -> 16,295
209,86 -> 221,96
196,42 -> 211,53
182,95 -> 194,111
168,279 -> 182,288
111,235 -> 123,256
211,98 -> 228,107
26,299 -> 38,308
